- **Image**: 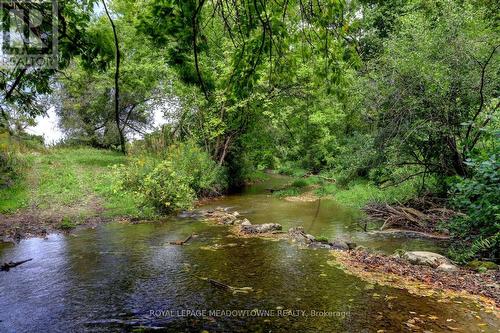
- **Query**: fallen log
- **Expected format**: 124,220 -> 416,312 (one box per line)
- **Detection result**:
208,278 -> 231,290
205,278 -> 254,295
169,234 -> 194,246
370,229 -> 450,240
1,258 -> 32,272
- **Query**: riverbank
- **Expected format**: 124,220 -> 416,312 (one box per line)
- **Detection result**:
333,249 -> 499,309
0,148 -> 148,241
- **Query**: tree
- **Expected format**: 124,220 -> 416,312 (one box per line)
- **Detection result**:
56,0 -> 171,149
360,0 -> 499,187
0,1 -> 97,133
102,0 -> 125,153
137,0 -> 356,181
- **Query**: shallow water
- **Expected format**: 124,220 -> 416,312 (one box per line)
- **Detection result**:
0,177 -> 498,332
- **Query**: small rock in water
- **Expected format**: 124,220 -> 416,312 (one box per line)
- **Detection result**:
330,240 -> 350,251
241,219 -> 252,226
305,234 -> 316,242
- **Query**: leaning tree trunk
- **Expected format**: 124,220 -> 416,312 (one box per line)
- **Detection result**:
102,0 -> 125,154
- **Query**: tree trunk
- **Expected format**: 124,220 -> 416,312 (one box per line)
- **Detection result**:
102,0 -> 125,154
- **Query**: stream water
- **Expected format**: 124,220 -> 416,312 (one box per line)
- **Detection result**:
0,176 -> 498,332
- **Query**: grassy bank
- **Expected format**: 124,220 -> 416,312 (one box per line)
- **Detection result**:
272,170 -> 418,208
0,147 -> 147,227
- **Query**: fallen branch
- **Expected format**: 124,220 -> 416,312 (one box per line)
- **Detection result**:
207,278 -> 232,290
1,258 -> 32,272
363,197 -> 461,233
169,234 -> 194,246
318,175 -> 336,183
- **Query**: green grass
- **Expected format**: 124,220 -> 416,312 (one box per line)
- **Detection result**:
276,163 -> 308,178
59,217 -> 76,230
273,187 -> 301,197
244,169 -> 270,183
0,181 -> 29,213
315,235 -> 330,243
315,179 -> 418,208
291,178 -> 308,188
0,147 -> 146,218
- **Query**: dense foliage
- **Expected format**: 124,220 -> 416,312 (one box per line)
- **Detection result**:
447,142 -> 500,262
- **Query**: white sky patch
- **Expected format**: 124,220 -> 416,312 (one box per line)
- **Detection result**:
26,106 -> 170,145
26,107 -> 65,145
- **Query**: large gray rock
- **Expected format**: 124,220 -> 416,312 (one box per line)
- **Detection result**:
402,251 -> 450,268
241,223 -> 282,234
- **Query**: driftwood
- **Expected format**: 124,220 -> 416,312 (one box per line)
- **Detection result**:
204,278 -> 254,295
363,198 -> 462,233
208,278 -> 231,290
1,258 -> 32,272
169,234 -> 194,246
370,229 -> 451,240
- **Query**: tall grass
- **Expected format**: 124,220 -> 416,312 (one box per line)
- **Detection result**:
315,179 -> 418,208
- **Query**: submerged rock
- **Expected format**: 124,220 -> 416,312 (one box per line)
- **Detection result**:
195,208 -> 243,225
309,242 -> 333,249
401,251 -> 451,268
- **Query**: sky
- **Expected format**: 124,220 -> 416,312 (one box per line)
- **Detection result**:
26,107 -> 168,146
26,107 -> 64,145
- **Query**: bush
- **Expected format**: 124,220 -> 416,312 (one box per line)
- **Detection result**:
272,187 -> 300,198
291,178 -> 308,188
276,162 -> 307,177
114,142 -> 227,214
446,152 -> 500,262
59,217 -> 76,230
167,142 -> 227,197
142,160 -> 196,213
0,131 -> 25,188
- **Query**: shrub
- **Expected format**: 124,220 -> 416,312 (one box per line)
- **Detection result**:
113,142 -> 227,214
59,217 -> 76,230
446,152 -> 500,262
276,162 -> 307,177
142,160 -> 196,213
0,131 -> 25,188
315,235 -> 329,243
291,178 -> 308,188
273,187 -> 300,197
167,142 -> 227,197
